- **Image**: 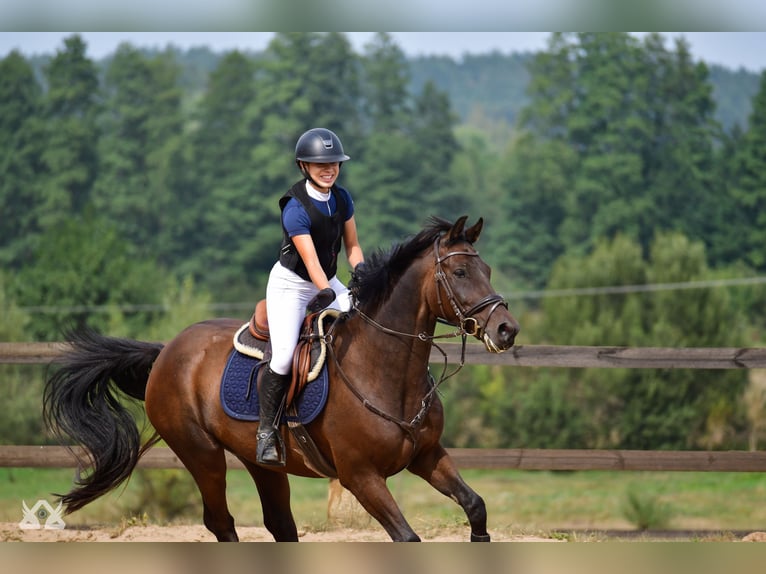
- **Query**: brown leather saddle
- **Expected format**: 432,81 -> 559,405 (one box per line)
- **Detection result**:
249,299 -> 270,342
233,300 -> 339,408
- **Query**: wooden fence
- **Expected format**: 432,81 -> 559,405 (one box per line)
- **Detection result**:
3,341 -> 766,472
5,340 -> 766,368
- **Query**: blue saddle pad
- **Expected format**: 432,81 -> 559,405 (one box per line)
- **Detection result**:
219,349 -> 328,424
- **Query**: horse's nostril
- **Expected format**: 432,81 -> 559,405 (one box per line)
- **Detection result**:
498,322 -> 519,346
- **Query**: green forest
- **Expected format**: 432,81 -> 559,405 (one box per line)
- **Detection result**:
3,32 -> 766,452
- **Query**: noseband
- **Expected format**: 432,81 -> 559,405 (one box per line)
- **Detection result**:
432,237 -> 508,339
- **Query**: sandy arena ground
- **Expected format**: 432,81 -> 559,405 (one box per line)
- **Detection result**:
5,522 -> 766,542
1,522 -> 559,542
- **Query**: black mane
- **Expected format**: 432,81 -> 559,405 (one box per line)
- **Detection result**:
349,216 -> 459,312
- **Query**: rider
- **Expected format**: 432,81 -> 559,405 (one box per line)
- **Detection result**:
257,127 -> 365,466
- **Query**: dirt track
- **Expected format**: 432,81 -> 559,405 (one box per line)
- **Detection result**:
5,522 -> 766,542
1,522 -> 558,542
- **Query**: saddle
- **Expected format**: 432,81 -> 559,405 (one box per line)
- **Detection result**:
233,300 -> 339,408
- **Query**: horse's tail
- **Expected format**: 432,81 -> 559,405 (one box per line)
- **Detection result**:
43,328 -> 164,513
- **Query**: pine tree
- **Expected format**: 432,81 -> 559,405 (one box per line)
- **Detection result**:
91,44 -> 186,259
410,81 -> 467,221
730,71 -> 766,270
492,134 -> 575,288
353,32 -> 420,249
186,50 -> 266,297
640,35 -> 720,248
518,32 -> 722,265
0,50 -> 47,268
359,32 -> 411,134
40,34 -> 101,220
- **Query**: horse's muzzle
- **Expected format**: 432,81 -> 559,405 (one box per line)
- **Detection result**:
483,318 -> 519,353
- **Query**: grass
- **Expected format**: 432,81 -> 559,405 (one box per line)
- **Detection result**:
621,488 -> 673,530
2,467 -> 766,538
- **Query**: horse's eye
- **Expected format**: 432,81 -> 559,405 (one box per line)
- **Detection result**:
454,268 -> 467,279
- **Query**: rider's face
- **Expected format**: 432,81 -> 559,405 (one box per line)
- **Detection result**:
303,162 -> 340,191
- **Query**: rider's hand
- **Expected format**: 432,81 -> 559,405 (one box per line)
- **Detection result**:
352,262 -> 366,279
307,287 -> 335,313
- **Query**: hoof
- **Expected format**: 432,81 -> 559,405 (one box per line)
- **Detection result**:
471,532 -> 491,542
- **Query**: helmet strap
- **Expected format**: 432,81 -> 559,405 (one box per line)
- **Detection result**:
297,160 -> 318,187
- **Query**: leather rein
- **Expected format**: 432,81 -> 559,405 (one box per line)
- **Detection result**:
324,236 -> 509,443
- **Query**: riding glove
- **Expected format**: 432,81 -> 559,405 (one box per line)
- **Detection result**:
307,287 -> 335,313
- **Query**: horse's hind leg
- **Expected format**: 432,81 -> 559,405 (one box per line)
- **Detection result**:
162,438 -> 239,541
240,460 -> 299,541
408,444 -> 490,542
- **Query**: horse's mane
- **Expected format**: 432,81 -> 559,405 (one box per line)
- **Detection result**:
349,216 -> 459,312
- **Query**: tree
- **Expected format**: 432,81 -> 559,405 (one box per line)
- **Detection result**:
359,32 -> 410,133
180,50 -> 259,295
729,71 -> 766,270
351,33 -> 422,249
306,32 -> 362,137
91,44 -> 187,261
707,123 -> 748,267
410,81 -> 468,221
639,34 -> 720,249
519,33 -> 721,260
449,127 -> 505,221
13,212 -> 168,341
0,50 -> 47,268
40,34 -> 101,222
537,233 -> 748,450
560,33 -> 651,250
490,133 -> 576,288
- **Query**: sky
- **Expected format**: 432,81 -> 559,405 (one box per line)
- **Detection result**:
1,32 -> 765,72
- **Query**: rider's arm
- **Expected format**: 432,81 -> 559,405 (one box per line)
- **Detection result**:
343,216 -> 364,269
292,234 -> 332,291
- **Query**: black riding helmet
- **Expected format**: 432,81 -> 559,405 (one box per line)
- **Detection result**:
295,128 -> 350,165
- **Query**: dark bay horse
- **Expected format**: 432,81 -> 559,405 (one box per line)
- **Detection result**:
43,216 -> 519,542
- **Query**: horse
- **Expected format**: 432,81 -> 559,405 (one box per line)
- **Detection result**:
43,215 -> 520,542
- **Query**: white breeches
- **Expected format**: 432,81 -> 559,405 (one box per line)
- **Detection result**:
265,262 -> 351,375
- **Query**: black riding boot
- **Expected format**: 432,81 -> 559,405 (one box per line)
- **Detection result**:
256,366 -> 290,466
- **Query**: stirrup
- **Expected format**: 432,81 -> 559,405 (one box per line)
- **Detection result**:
256,428 -> 286,467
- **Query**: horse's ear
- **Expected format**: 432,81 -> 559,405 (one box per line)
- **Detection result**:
448,215 -> 468,242
465,217 -> 483,244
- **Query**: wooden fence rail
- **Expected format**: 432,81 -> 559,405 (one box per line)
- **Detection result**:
4,445 -> 766,473
4,341 -> 766,369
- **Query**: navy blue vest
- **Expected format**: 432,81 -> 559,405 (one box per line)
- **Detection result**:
278,181 -> 348,282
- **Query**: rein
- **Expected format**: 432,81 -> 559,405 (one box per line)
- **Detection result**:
324,235 -> 509,444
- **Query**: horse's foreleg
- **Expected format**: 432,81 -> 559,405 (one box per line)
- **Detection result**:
340,473 -> 421,542
240,460 -> 299,542
408,445 -> 490,542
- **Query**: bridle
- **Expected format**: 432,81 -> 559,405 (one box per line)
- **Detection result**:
349,236 -> 509,343
324,234 -> 509,443
432,236 -> 509,341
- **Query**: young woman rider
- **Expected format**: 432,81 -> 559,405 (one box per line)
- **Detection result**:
257,127 -> 365,466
